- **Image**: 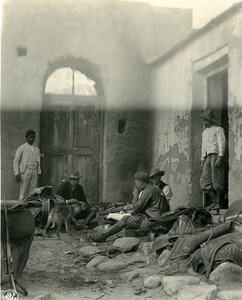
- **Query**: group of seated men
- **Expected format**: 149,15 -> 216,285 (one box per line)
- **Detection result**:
59,167 -> 172,242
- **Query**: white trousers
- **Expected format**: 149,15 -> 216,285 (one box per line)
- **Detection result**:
19,168 -> 38,201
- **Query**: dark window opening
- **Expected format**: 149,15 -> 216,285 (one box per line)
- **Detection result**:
17,46 -> 27,57
118,119 -> 127,134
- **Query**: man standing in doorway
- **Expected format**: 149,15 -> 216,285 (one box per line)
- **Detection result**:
13,130 -> 41,200
200,110 -> 226,210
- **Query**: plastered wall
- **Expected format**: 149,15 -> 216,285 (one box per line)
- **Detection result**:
1,0 -> 192,201
150,6 -> 242,208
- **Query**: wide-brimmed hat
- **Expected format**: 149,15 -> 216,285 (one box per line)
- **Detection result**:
199,110 -> 215,122
134,171 -> 150,183
149,167 -> 165,178
69,170 -> 81,179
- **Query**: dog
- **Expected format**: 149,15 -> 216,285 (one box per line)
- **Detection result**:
44,201 -> 88,238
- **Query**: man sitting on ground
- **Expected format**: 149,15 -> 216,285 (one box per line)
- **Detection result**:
56,170 -> 97,228
149,167 -> 173,202
89,171 -> 170,242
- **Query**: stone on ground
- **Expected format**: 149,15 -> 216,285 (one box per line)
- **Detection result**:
177,284 -> 218,300
158,249 -> 171,267
34,294 -> 52,300
163,275 -> 200,295
112,237 -> 141,252
125,253 -> 148,266
209,262 -> 242,285
216,289 -> 242,300
79,246 -> 100,256
143,275 -> 162,289
86,255 -> 109,268
121,267 -> 159,282
98,259 -> 127,271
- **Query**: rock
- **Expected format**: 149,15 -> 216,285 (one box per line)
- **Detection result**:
139,242 -> 153,255
34,294 -> 52,300
217,289 -> 242,300
163,275 -> 200,296
133,286 -> 146,295
126,272 -> 140,282
105,279 -> 115,288
126,253 -> 148,266
143,275 -> 162,289
86,255 -> 109,269
158,249 -> 171,267
177,284 -> 218,300
121,267 -> 159,282
138,241 -> 156,264
98,259 -> 127,272
210,262 -> 242,286
64,251 -> 74,255
112,237 -> 141,252
70,269 -> 78,274
79,246 -> 100,256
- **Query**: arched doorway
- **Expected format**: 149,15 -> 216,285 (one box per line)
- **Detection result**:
40,67 -> 103,205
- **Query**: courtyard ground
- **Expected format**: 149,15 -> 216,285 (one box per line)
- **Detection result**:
2,228 -> 242,300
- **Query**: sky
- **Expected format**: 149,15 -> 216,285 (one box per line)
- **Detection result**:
121,0 -> 240,28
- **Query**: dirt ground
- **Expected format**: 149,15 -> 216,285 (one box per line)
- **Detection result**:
2,228 -> 242,299
13,230 -> 172,300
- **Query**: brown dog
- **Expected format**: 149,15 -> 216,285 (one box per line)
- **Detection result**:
44,202 -> 88,238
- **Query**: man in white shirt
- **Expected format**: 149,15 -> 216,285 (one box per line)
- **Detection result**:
199,110 -> 226,210
13,130 -> 41,200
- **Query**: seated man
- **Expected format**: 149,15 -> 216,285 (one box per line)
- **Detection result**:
89,171 -> 170,242
56,171 -> 97,228
149,167 -> 173,202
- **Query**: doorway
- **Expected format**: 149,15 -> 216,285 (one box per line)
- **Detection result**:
206,70 -> 229,208
40,68 -> 103,205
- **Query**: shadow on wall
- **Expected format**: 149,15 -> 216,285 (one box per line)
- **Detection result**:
118,156 -> 151,202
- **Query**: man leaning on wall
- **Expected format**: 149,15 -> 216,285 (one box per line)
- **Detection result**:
13,130 -> 41,201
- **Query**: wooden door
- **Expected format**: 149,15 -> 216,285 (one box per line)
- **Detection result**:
40,98 -> 100,205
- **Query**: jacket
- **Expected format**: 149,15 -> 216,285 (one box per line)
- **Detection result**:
201,125 -> 226,159
13,143 -> 41,175
56,181 -> 88,205
132,183 -> 170,221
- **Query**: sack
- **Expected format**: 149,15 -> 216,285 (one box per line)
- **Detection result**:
152,213 -> 212,253
23,186 -> 56,227
192,233 -> 242,277
150,207 -> 213,234
162,222 -> 232,269
1,208 -> 35,239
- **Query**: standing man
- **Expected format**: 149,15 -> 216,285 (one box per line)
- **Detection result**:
13,130 -> 41,201
149,167 -> 173,202
200,110 -> 226,210
56,170 -> 97,227
89,171 -> 170,242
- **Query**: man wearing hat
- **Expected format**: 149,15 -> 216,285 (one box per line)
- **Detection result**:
13,130 -> 41,200
89,171 -> 170,242
199,110 -> 226,210
149,167 -> 173,202
56,170 -> 97,227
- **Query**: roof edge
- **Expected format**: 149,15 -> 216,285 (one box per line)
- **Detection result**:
148,2 -> 242,66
